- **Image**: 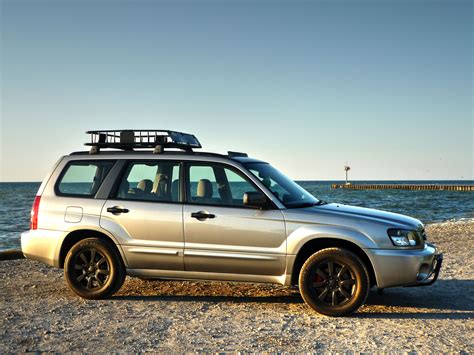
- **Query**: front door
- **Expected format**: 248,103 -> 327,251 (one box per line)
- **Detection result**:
183,162 -> 286,276
100,160 -> 184,270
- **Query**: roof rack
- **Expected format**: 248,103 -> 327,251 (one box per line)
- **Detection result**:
85,129 -> 201,154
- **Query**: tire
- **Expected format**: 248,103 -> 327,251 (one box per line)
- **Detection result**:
298,247 -> 370,317
64,238 -> 125,299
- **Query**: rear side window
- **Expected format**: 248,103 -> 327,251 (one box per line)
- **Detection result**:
116,161 -> 181,202
57,161 -> 114,196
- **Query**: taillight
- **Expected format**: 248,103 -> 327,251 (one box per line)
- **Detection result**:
30,195 -> 41,230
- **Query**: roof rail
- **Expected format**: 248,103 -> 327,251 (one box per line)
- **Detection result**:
85,130 -> 201,154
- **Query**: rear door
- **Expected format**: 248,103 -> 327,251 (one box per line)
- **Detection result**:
100,160 -> 184,270
183,162 -> 286,276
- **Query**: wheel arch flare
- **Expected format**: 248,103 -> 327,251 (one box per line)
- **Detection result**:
286,225 -> 378,287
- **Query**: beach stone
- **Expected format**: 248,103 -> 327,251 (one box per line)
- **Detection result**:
0,220 -> 473,352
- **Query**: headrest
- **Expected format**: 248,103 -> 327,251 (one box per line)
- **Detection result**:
197,179 -> 213,198
137,179 -> 153,193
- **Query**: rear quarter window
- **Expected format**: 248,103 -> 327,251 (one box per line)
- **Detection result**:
56,160 -> 115,197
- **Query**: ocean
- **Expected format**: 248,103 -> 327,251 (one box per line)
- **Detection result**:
1,181 -> 473,251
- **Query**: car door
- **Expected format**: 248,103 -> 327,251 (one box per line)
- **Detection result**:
183,162 -> 286,276
100,160 -> 184,270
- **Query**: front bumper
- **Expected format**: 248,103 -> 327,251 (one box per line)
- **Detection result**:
405,253 -> 443,287
365,242 -> 442,288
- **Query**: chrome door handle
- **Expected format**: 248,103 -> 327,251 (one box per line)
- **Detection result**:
107,206 -> 129,215
191,211 -> 215,220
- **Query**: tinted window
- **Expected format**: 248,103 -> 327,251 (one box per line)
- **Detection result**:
57,161 -> 114,196
187,163 -> 258,207
117,161 -> 180,202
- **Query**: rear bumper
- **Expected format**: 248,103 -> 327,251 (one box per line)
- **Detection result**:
21,229 -> 66,267
366,242 -> 442,288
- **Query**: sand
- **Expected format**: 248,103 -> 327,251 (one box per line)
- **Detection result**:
0,221 -> 473,352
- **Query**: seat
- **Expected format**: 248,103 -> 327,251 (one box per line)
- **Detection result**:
137,179 -> 153,193
196,179 -> 213,204
128,179 -> 152,199
153,173 -> 170,200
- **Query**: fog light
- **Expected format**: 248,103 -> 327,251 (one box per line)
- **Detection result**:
417,263 -> 431,281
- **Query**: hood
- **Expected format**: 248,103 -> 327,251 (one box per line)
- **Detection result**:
291,203 -> 423,230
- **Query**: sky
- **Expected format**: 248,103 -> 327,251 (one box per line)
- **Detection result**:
1,0 -> 472,182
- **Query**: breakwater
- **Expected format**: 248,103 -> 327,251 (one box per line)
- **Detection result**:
331,184 -> 474,191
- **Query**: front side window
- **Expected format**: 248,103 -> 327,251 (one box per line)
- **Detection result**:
57,161 -> 114,196
116,161 -> 180,202
245,162 -> 320,208
187,163 -> 259,207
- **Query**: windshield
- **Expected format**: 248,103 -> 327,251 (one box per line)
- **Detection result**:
245,162 -> 320,208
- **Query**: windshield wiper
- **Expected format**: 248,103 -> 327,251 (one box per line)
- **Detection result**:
287,202 -> 319,209
286,200 -> 328,209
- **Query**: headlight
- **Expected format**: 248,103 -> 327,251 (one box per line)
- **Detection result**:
387,229 -> 424,248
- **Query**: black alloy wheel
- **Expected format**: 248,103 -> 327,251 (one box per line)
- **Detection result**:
311,259 -> 357,307
64,238 -> 125,299
73,248 -> 110,290
299,247 -> 370,316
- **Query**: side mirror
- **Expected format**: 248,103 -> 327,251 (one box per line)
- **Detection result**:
243,191 -> 269,209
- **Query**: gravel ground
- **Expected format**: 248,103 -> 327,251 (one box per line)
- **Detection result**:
1,221 -> 473,352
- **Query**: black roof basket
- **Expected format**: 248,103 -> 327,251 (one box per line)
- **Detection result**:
85,129 -> 201,154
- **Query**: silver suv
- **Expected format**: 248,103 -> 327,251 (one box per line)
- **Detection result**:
21,129 -> 442,316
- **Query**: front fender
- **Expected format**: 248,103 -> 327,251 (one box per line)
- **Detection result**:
286,224 -> 377,255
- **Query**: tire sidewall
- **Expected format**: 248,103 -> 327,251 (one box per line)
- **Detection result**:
298,248 -> 369,316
